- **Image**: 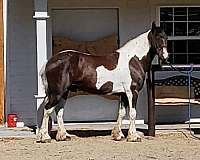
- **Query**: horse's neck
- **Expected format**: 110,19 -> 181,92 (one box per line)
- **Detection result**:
141,48 -> 156,72
117,30 -> 151,60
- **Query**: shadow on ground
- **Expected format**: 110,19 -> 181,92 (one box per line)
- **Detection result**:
49,129 -> 148,139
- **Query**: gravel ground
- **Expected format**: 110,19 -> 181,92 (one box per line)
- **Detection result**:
0,130 -> 200,160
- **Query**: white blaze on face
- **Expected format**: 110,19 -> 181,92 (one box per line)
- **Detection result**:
95,30 -> 151,93
163,47 -> 169,59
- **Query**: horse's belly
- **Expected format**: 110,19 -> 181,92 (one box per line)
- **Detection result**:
111,82 -> 124,93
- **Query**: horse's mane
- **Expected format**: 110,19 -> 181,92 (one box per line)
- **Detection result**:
57,30 -> 151,59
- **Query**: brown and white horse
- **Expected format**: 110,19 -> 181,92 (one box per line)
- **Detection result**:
37,22 -> 168,143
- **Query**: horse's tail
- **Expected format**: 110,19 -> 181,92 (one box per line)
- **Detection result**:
39,61 -> 48,96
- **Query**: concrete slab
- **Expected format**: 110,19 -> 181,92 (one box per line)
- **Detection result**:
0,126 -> 36,138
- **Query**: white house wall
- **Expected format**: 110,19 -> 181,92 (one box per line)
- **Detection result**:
6,0 -> 200,126
7,0 -> 37,126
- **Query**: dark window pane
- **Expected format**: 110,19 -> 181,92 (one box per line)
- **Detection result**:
174,22 -> 187,36
160,22 -> 173,36
160,8 -> 173,21
188,40 -> 200,53
168,54 -> 174,64
174,40 -> 187,53
174,54 -> 187,64
188,7 -> 200,21
174,7 -> 187,21
188,54 -> 200,64
188,22 -> 200,36
167,40 -> 173,53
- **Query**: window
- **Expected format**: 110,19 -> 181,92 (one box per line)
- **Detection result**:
160,7 -> 200,64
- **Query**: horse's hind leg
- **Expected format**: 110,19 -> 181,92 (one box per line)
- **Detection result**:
37,95 -> 59,143
111,95 -> 126,141
55,91 -> 76,141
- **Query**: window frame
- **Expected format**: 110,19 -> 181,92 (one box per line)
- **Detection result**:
158,6 -> 200,66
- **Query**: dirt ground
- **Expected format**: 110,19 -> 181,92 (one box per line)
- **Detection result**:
0,131 -> 200,160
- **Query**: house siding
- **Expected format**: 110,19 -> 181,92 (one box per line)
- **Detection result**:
6,0 -> 37,126
5,0 -> 200,126
0,0 -> 4,124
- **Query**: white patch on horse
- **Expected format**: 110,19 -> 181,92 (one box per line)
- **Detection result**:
163,47 -> 169,59
95,30 -> 151,92
37,104 -> 54,142
117,30 -> 151,60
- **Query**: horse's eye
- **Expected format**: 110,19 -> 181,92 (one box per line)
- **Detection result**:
156,36 -> 161,39
159,34 -> 165,38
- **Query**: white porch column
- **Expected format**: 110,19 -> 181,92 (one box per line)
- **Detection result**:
33,0 -> 49,127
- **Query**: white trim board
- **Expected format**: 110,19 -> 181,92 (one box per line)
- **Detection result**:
52,120 -> 145,130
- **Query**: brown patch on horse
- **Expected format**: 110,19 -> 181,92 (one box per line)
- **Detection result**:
129,55 -> 146,91
99,81 -> 114,93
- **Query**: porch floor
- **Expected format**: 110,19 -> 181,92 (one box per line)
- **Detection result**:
59,122 -> 200,131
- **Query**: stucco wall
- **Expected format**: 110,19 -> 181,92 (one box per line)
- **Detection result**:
7,0 -> 151,126
6,0 -> 200,126
7,0 -> 37,126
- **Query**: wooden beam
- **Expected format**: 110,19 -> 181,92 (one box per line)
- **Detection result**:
0,0 -> 4,125
147,70 -> 155,136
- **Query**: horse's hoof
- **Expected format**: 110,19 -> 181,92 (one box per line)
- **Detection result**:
111,127 -> 124,141
43,139 -> 51,143
56,136 -> 72,141
113,136 -> 125,141
56,134 -> 68,141
56,132 -> 77,141
111,133 -> 125,141
127,136 -> 142,142
112,134 -> 121,141
36,132 -> 51,143
36,138 -> 51,143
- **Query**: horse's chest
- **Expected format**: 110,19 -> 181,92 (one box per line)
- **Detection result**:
95,65 -> 132,93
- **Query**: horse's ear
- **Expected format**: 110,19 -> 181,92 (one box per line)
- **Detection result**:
151,21 -> 156,32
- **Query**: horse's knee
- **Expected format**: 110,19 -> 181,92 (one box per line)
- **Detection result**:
119,106 -> 126,118
44,107 -> 54,117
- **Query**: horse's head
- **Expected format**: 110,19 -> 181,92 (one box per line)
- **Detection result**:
148,22 -> 169,62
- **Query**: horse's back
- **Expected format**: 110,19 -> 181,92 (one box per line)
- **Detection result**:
52,50 -> 120,69
44,50 -> 121,94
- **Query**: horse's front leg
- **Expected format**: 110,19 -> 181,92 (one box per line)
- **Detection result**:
127,90 -> 141,142
37,98 -> 54,143
55,98 -> 76,141
111,97 -> 126,141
